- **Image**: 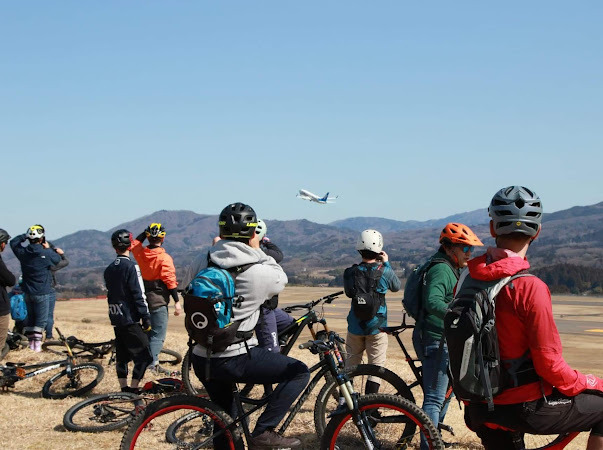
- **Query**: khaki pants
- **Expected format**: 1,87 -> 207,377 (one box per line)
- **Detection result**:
0,313 -> 9,360
345,331 -> 388,383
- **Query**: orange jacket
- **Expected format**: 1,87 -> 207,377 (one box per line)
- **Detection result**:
130,239 -> 178,289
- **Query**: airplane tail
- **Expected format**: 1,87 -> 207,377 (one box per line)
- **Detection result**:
320,192 -> 330,202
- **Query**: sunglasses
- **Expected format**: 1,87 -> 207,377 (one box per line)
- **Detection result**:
461,246 -> 474,254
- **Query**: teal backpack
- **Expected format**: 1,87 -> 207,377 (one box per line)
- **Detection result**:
10,293 -> 27,322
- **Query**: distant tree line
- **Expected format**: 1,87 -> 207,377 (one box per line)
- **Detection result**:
531,264 -> 603,295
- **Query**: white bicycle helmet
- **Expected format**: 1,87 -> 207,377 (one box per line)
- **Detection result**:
26,225 -> 45,241
356,229 -> 383,253
256,219 -> 267,241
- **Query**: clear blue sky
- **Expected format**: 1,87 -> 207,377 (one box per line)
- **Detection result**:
2,2 -> 602,240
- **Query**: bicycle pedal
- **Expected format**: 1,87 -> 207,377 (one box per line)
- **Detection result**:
439,423 -> 455,436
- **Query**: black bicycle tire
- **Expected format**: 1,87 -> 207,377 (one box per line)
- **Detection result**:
314,363 -> 414,436
320,393 -> 444,450
42,362 -> 104,399
120,395 -> 244,450
158,348 -> 182,366
63,391 -> 142,432
41,340 -> 92,358
523,432 -> 576,449
181,350 -> 203,395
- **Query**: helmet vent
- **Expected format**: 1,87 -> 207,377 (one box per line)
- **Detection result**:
515,199 -> 525,209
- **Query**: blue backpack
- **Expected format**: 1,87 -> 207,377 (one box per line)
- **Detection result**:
10,293 -> 27,321
183,262 -> 255,357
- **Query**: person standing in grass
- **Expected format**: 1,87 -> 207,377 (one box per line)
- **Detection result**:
104,229 -> 153,393
130,223 -> 182,373
0,229 -> 16,358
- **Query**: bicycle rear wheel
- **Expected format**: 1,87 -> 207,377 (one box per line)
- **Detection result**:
321,393 -> 444,450
181,350 -> 205,395
522,432 -> 579,449
314,363 -> 414,436
42,340 -> 94,359
63,391 -> 143,432
120,395 -> 244,450
42,362 -> 104,399
158,348 -> 182,366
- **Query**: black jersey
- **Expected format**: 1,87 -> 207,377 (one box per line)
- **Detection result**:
104,255 -> 150,327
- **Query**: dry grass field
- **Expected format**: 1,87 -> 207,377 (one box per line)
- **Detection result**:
0,286 -> 600,449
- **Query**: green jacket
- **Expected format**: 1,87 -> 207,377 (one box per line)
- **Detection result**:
420,251 -> 459,341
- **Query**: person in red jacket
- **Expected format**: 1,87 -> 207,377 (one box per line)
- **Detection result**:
464,186 -> 603,450
130,223 -> 181,373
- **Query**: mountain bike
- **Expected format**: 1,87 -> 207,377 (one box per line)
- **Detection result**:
42,334 -> 182,366
180,290 -> 411,434
0,330 -> 28,359
120,331 -> 445,449
63,377 -> 186,433
0,328 -> 104,399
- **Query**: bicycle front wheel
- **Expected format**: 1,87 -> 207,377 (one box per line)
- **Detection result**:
158,348 -> 182,366
314,364 -> 414,436
42,362 -> 104,399
120,395 -> 244,450
321,393 -> 444,450
63,391 -> 144,432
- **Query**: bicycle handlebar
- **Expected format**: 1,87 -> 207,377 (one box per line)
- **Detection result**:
282,290 -> 344,313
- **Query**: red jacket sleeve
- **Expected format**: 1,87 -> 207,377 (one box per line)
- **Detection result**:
521,279 -> 603,395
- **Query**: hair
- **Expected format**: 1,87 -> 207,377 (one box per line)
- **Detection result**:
148,237 -> 163,246
359,249 -> 380,260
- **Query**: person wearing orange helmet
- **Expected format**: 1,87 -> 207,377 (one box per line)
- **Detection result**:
413,222 -> 484,449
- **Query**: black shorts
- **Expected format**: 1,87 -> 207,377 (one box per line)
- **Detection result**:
466,390 -> 603,447
113,323 -> 151,362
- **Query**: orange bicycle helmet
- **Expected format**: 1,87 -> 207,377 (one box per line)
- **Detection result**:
439,222 -> 484,246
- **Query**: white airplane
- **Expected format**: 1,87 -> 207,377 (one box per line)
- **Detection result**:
296,189 -> 338,204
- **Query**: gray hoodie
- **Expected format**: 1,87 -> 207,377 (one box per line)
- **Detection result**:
190,239 -> 287,358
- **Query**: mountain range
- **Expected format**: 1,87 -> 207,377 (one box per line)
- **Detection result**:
3,202 -> 603,295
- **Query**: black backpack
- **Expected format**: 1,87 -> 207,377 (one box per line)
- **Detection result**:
344,262 -> 385,321
444,270 -> 539,410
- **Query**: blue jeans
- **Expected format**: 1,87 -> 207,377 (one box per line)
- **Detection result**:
192,347 -> 309,441
24,293 -> 51,337
45,290 -> 57,338
418,337 -> 451,450
148,306 -> 168,366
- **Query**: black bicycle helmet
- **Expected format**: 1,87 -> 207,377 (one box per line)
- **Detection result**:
488,186 -> 543,237
0,228 -> 10,244
218,203 -> 258,239
111,229 -> 132,250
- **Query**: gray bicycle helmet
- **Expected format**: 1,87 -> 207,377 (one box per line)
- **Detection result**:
0,228 -> 10,244
488,186 -> 543,237
218,203 -> 258,239
111,229 -> 132,250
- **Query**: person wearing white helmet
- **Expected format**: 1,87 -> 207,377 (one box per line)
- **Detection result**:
343,229 -> 401,394
253,219 -> 295,353
10,225 -> 62,351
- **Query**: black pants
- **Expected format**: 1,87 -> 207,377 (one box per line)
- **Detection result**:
113,324 -> 153,381
192,347 -> 309,436
465,391 -> 603,450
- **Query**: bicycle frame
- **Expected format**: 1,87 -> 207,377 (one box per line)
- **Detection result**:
203,333 -> 353,445
279,290 -> 343,355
